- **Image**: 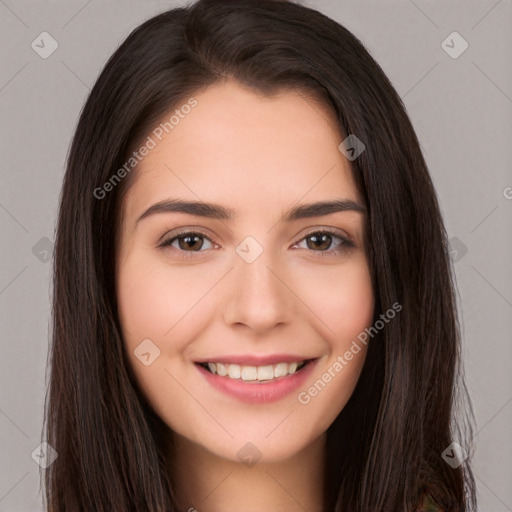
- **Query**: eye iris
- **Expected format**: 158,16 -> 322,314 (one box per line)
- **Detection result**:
307,233 -> 331,251
178,234 -> 203,251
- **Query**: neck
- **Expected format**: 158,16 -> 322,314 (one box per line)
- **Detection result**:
166,432 -> 327,512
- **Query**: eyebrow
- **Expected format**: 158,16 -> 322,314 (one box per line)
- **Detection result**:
136,198 -> 366,224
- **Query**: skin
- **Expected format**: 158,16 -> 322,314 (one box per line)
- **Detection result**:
116,79 -> 375,512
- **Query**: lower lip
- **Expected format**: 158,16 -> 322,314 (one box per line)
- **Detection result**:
196,360 -> 318,404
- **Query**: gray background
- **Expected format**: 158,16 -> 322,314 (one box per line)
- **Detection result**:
0,0 -> 511,510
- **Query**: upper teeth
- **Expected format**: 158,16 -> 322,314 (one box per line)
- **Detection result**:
206,361 -> 305,381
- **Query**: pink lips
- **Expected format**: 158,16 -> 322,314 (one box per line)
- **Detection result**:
195,357 -> 318,404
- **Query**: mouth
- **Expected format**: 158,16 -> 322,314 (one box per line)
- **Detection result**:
197,359 -> 312,383
196,357 -> 318,404
194,354 -> 320,404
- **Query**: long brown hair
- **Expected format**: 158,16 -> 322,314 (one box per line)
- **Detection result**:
43,0 -> 476,510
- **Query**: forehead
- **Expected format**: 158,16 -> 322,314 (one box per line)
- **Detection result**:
122,80 -> 360,224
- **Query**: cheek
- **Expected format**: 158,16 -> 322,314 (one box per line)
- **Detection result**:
295,255 -> 374,343
335,260 -> 374,341
116,254 -> 204,416
117,252 -> 204,352
293,256 -> 374,426
117,258 -> 169,348
326,258 -> 374,387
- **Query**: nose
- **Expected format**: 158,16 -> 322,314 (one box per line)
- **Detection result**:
223,247 -> 296,334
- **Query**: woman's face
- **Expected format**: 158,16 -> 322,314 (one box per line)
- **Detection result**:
116,80 -> 374,463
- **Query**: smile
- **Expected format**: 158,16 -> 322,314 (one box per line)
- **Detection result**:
195,357 -> 318,404
200,360 -> 309,382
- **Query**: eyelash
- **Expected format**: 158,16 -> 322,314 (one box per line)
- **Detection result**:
158,228 -> 355,259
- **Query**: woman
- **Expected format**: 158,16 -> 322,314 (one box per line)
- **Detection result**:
43,0 -> 476,510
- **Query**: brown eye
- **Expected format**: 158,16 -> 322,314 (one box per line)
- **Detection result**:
160,231 -> 215,254
295,230 -> 355,257
176,233 -> 205,251
306,233 -> 333,251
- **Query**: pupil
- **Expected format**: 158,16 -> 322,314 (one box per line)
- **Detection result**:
179,234 -> 202,251
308,233 -> 330,251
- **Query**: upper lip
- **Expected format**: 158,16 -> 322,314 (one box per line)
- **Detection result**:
194,354 -> 316,366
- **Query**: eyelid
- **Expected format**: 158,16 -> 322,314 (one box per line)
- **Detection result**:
158,226 -> 217,246
293,226 -> 354,247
